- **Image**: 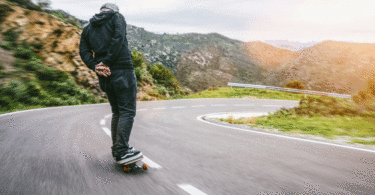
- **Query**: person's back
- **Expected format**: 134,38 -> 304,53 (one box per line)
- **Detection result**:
79,3 -> 143,165
80,4 -> 133,71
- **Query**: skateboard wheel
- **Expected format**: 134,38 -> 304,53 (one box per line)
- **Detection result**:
123,166 -> 130,173
142,163 -> 148,170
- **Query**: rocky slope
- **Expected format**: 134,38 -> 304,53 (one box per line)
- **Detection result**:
125,28 -> 267,92
0,0 -> 106,97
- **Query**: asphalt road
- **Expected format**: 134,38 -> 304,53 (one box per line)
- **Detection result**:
0,98 -> 374,195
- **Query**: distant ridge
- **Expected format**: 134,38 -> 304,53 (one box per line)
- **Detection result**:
260,40 -> 320,51
262,40 -> 375,94
244,41 -> 298,70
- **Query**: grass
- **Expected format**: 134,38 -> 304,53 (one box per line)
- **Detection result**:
177,87 -> 320,101
351,139 -> 375,145
216,95 -> 375,145
217,115 -> 375,145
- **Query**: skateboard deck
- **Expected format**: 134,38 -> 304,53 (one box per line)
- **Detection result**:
120,158 -> 148,173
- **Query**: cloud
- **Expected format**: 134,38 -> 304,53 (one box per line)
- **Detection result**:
39,0 -> 375,43
127,8 -> 256,31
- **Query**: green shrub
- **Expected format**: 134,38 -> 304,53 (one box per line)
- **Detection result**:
131,48 -> 145,69
149,63 -> 179,90
3,28 -> 20,48
0,41 -> 13,50
13,59 -> 26,68
30,42 -> 43,50
29,96 -> 40,105
284,80 -> 305,90
0,63 -> 4,70
14,46 -> 33,59
25,59 -> 43,71
2,80 -> 28,101
26,81 -> 43,97
141,94 -> 151,101
0,95 -> 13,109
157,86 -> 168,95
353,90 -> 373,104
8,0 -> 42,11
36,66 -> 70,82
288,96 -> 362,117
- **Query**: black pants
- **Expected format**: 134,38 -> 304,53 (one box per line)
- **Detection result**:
99,69 -> 137,156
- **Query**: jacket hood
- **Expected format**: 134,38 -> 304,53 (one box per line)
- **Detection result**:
89,11 -> 116,27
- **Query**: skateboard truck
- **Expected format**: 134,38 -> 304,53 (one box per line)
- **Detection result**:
122,159 -> 148,173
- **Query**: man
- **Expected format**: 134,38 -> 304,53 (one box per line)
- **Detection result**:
79,3 -> 142,165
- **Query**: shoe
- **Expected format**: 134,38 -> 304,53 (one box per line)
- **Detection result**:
112,146 -> 135,160
116,149 -> 143,165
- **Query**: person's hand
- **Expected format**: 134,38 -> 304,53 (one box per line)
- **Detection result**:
95,62 -> 111,77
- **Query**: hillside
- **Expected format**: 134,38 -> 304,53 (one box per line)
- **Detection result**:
125,28 -> 267,91
263,41 -> 375,94
244,41 -> 298,70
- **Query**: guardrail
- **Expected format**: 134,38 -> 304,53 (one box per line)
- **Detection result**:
227,83 -> 352,99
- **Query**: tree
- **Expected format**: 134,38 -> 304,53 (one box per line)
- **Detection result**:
36,0 -> 51,10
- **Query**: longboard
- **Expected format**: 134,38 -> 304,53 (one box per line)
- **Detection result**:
120,158 -> 148,173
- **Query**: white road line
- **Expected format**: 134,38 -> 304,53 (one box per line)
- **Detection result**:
233,104 -> 254,106
102,127 -> 111,137
142,156 -> 162,169
101,127 -> 163,168
104,114 -> 112,119
137,109 -> 147,111
172,106 -> 187,109
197,114 -> 375,154
100,119 -> 105,125
263,105 -> 282,107
153,107 -> 167,110
192,105 -> 205,107
211,104 -> 226,107
178,184 -> 207,195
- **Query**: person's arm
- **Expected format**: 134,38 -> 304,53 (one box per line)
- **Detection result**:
101,13 -> 126,67
79,27 -> 96,71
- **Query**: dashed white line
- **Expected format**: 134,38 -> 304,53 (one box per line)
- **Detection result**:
178,184 -> 207,195
100,119 -> 105,125
263,105 -> 282,107
101,127 -> 162,168
104,114 -> 112,119
142,156 -> 162,169
192,105 -> 205,108
234,104 -> 254,107
172,106 -> 187,109
211,104 -> 227,107
153,107 -> 167,110
102,127 -> 111,137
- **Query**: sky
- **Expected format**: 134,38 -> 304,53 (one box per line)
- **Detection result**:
38,0 -> 375,43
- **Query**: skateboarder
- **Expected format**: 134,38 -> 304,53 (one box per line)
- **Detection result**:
79,3 -> 143,165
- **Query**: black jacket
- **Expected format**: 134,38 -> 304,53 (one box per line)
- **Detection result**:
79,11 -> 133,71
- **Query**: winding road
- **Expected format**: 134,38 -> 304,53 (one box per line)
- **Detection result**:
1,98 -> 374,194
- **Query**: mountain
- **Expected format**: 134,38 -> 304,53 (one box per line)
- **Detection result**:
262,41 -> 375,94
260,40 -> 320,51
244,41 -> 298,70
0,0 -> 267,95
2,0 -> 372,95
118,26 -> 267,92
